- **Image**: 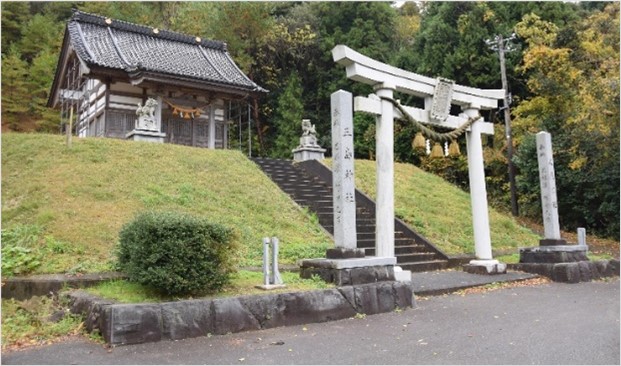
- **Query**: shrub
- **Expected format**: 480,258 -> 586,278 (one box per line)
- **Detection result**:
117,211 -> 237,296
419,155 -> 470,191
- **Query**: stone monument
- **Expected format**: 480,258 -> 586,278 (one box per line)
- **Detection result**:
126,97 -> 166,143
328,91 -> 361,258
519,131 -> 588,263
299,90 -> 397,286
292,119 -> 326,162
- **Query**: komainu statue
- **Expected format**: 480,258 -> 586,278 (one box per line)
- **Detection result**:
136,98 -> 158,130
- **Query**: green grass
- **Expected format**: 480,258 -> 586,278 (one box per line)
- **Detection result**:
2,133 -> 331,275
1,296 -> 84,350
3,133 -> 546,277
86,270 -> 331,303
325,159 -> 541,256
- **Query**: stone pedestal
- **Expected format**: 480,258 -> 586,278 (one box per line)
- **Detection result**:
126,129 -> 166,143
539,238 -> 567,246
299,257 -> 397,286
326,248 -> 366,259
519,244 -> 588,263
293,146 -> 326,162
463,259 -> 507,275
293,133 -> 326,162
393,266 -> 412,282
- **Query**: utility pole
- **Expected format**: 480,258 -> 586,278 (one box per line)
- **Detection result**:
487,33 -> 519,217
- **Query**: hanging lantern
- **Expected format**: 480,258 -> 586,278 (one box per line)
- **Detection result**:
448,140 -> 461,156
430,143 -> 444,158
412,132 -> 426,150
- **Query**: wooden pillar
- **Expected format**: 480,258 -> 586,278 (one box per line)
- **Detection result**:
208,104 -> 216,149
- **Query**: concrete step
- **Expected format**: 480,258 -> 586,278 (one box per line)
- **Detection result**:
252,157 -> 447,272
363,245 -> 434,255
356,238 -> 414,247
396,252 -> 438,262
399,260 -> 449,273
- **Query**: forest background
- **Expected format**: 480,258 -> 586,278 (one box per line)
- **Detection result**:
1,1 -> 619,240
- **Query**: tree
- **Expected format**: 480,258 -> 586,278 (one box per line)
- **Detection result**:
200,2 -> 276,155
394,2 -> 421,52
18,13 -> 63,62
271,72 -> 305,158
308,2 -> 398,157
1,2 -> 30,56
1,46 -> 30,130
513,4 -> 620,239
29,48 -> 60,132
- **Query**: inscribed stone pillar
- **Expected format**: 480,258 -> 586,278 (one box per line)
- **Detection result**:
536,131 -> 564,244
374,82 -> 396,258
464,107 -> 493,261
331,90 -> 357,250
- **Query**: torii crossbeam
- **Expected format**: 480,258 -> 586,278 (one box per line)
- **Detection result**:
332,45 -> 507,273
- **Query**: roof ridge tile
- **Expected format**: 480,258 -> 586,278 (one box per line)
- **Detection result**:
71,9 -> 227,51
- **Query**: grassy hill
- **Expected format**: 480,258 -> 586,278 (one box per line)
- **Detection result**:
1,133 -> 331,275
2,133 -> 542,276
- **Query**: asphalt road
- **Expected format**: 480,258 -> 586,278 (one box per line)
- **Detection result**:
3,279 -> 619,365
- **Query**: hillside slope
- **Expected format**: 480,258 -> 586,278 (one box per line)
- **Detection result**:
1,134 -> 331,275
2,134 -> 543,276
325,159 -> 541,255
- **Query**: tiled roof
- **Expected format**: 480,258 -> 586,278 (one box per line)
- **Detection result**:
67,10 -> 266,93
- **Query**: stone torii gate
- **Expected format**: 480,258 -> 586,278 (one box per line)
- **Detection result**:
332,45 -> 506,273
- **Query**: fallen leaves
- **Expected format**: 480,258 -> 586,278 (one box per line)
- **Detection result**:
454,277 -> 551,296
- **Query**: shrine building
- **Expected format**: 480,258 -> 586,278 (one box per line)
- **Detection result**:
48,10 -> 266,149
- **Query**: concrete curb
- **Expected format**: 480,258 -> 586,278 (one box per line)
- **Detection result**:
66,280 -> 414,346
1,272 -> 126,300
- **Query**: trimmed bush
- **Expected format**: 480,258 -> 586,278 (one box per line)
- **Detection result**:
117,211 -> 236,296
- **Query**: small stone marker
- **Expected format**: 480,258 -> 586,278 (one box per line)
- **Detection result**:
577,228 -> 586,246
256,237 -> 285,290
329,90 -> 362,259
536,131 -> 566,245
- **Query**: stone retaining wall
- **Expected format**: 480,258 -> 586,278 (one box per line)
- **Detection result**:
66,280 -> 414,346
508,259 -> 620,283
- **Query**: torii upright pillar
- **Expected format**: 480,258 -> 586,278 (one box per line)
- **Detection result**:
374,82 -> 396,258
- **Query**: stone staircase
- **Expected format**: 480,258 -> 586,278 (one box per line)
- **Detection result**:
252,157 -> 449,272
